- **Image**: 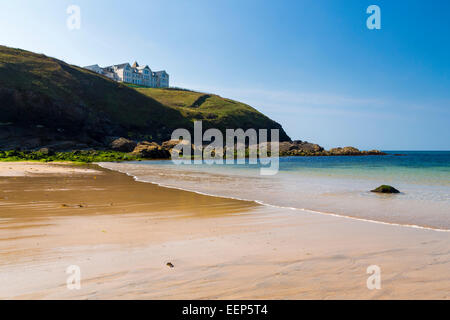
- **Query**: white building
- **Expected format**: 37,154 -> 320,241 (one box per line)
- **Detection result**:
84,61 -> 169,88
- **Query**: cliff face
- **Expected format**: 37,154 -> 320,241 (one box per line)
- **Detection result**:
0,45 -> 290,150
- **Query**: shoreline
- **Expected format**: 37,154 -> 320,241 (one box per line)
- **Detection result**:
0,162 -> 449,299
0,146 -> 388,164
97,161 -> 450,233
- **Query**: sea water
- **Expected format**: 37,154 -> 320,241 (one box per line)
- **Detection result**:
99,151 -> 450,231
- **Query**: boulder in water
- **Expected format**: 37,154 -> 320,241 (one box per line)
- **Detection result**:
371,185 -> 400,194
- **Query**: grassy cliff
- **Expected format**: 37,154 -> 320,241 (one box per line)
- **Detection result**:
135,87 -> 288,140
0,45 -> 290,150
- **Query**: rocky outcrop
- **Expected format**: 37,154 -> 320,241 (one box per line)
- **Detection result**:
371,185 -> 400,194
278,140 -> 324,155
153,140 -> 385,158
274,141 -> 385,157
127,139 -> 387,159
161,139 -> 198,157
329,146 -> 360,155
110,137 -> 137,152
132,141 -> 170,159
161,139 -> 188,151
328,147 -> 385,156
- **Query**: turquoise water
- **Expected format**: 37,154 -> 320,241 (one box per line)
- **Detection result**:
99,151 -> 450,231
279,151 -> 450,184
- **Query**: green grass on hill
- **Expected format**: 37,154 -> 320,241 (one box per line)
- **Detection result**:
135,87 -> 290,140
135,87 -> 204,108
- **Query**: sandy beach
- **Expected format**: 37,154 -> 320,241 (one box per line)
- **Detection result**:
0,162 -> 449,299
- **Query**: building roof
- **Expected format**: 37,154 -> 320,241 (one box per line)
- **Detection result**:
84,64 -> 100,68
132,61 -> 139,68
110,63 -> 130,70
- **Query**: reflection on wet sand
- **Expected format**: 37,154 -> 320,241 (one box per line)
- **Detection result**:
0,163 -> 449,299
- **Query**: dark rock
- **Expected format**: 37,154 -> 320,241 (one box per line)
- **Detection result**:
166,262 -> 174,268
329,146 -> 361,155
363,150 -> 387,155
263,140 -> 324,156
327,147 -> 386,156
110,137 -> 137,152
132,141 -> 170,159
161,139 -> 195,156
279,140 -> 324,154
371,185 -> 400,194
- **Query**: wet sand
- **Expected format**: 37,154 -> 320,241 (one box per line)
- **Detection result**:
0,162 -> 449,299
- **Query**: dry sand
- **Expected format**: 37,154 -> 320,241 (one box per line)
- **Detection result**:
0,162 -> 449,299
0,162 -> 100,177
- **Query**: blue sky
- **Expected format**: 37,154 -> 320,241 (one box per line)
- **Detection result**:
0,0 -> 449,150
